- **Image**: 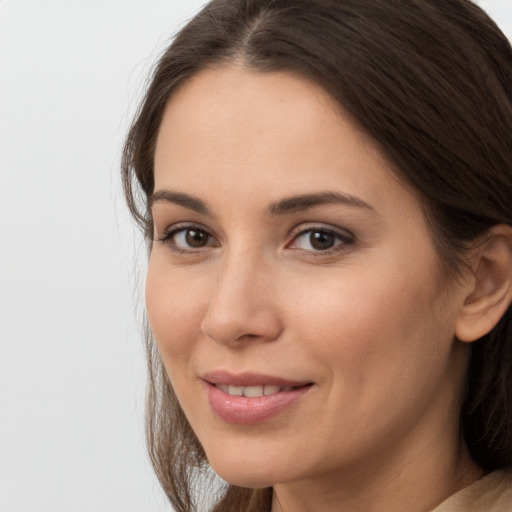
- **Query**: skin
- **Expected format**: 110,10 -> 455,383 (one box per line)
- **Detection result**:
147,66 -> 482,512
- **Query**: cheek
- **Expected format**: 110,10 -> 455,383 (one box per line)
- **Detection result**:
283,253 -> 450,375
145,256 -> 209,371
279,259 -> 459,457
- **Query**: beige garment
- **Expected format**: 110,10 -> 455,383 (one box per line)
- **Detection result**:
431,470 -> 512,511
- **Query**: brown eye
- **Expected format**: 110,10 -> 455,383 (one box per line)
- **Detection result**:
309,231 -> 335,250
289,227 -> 354,253
185,229 -> 210,248
160,226 -> 217,251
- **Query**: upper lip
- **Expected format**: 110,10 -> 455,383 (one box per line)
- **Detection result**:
202,370 -> 312,387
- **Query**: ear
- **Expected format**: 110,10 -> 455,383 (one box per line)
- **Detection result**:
455,224 -> 512,343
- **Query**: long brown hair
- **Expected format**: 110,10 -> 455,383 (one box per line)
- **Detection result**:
122,1 -> 512,510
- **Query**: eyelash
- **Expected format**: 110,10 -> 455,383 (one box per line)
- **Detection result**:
288,226 -> 355,255
156,223 -> 355,256
156,223 -> 219,254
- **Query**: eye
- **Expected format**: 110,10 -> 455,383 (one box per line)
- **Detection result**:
289,227 -> 353,252
157,224 -> 218,251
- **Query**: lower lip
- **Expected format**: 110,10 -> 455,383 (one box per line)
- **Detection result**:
206,382 -> 312,425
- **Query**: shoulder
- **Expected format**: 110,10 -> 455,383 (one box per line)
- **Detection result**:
432,470 -> 512,512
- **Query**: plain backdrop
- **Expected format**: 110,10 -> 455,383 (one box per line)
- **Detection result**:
0,1 -> 511,511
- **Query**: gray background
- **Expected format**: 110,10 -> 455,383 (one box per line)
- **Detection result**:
0,1 -> 511,511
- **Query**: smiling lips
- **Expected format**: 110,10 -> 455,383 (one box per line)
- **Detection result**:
203,372 -> 313,425
215,384 -> 295,397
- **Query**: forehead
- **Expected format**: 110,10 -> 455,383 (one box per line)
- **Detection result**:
153,65 -> 415,216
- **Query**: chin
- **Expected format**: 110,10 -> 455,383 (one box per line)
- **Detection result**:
207,453 -> 285,489
211,463 -> 274,489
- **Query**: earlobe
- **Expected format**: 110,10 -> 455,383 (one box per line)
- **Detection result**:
455,224 -> 512,343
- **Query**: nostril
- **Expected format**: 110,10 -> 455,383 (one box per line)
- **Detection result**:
201,290 -> 283,345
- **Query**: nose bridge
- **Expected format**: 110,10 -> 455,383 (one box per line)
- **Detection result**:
201,244 -> 281,345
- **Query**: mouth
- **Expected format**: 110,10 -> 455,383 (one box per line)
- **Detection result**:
202,370 -> 313,394
213,383 -> 308,397
202,371 -> 314,425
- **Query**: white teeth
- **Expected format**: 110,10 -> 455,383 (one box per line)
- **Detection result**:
243,385 -> 264,397
218,384 -> 293,396
228,386 -> 244,396
263,385 -> 281,395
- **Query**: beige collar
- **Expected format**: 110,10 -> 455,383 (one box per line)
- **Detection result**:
431,470 -> 512,512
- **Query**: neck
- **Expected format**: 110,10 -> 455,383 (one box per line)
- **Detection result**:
271,432 -> 482,512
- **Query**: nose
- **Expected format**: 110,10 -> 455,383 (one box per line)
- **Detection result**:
200,252 -> 283,346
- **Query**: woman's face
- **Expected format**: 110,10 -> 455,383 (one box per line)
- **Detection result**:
147,67 -> 471,490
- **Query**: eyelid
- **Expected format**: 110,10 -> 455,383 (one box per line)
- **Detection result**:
155,221 -> 354,255
289,222 -> 354,240
156,221 -> 211,239
286,223 -> 355,252
156,222 -> 219,251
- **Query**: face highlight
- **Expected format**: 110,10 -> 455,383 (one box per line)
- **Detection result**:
146,66 -> 472,498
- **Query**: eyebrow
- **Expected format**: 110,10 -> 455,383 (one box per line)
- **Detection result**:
150,189 -> 210,215
149,189 -> 376,216
267,191 -> 376,215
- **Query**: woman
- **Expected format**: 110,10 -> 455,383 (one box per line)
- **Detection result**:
122,0 -> 512,510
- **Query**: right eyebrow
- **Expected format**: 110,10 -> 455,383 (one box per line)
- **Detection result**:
149,189 -> 210,215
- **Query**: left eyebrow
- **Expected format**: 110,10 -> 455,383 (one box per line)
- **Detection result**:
267,191 -> 377,215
